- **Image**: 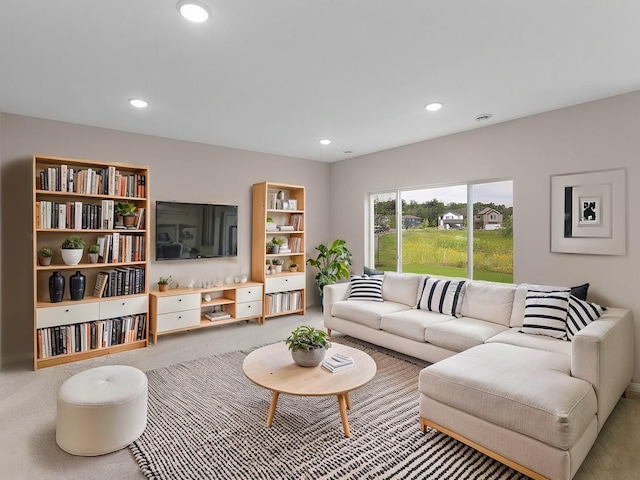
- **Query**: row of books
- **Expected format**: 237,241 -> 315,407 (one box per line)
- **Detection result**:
287,236 -> 302,253
96,233 -> 146,263
265,290 -> 303,315
36,201 -> 145,231
321,353 -> 355,373
290,214 -> 303,231
93,267 -> 146,298
37,314 -> 147,359
38,165 -> 146,198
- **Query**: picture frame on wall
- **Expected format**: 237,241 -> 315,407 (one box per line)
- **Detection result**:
550,168 -> 626,255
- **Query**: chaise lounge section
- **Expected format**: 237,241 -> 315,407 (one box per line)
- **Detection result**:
323,272 -> 634,480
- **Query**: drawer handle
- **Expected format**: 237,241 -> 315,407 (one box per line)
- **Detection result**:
122,302 -> 126,306
247,305 -> 251,309
65,309 -> 69,313
178,299 -> 182,302
178,315 -> 182,319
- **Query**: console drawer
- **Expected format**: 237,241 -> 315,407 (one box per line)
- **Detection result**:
156,309 -> 200,333
236,300 -> 263,319
265,274 -> 305,293
236,286 -> 263,303
156,293 -> 200,315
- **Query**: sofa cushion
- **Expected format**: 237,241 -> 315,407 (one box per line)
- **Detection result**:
510,283 -> 590,328
347,275 -> 383,302
380,309 -> 453,342
331,300 -> 410,330
381,272 -> 423,307
424,317 -> 508,352
460,281 -> 515,326
419,343 -> 597,450
521,287 -> 570,339
566,295 -> 606,340
485,328 -> 572,356
417,277 -> 466,316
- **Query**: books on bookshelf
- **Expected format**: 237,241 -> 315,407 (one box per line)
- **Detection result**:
265,290 -> 302,315
38,164 -> 146,198
36,314 -> 147,359
321,353 -> 355,373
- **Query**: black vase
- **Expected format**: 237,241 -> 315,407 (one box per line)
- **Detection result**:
69,270 -> 86,301
49,271 -> 65,303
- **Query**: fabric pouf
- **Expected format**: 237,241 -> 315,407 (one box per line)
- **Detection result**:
56,365 -> 148,456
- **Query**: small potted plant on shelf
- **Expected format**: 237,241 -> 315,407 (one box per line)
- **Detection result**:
272,257 -> 284,273
289,262 -> 298,272
61,235 -> 85,266
285,325 -> 331,367
265,259 -> 271,274
37,247 -> 53,266
158,276 -> 172,292
116,201 -> 137,227
266,241 -> 275,254
271,236 -> 284,254
87,244 -> 100,264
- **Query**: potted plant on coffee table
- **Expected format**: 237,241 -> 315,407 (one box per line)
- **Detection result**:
61,235 -> 85,265
37,247 -> 53,266
285,325 -> 331,367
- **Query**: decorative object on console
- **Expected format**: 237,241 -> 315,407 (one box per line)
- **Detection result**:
49,271 -> 65,303
69,270 -> 86,301
60,235 -> 85,266
306,239 -> 352,296
37,247 -> 53,266
158,276 -> 171,292
551,168 -> 626,255
285,325 -> 331,367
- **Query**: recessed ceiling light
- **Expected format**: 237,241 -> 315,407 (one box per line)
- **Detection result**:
475,113 -> 493,122
425,102 -> 443,112
128,98 -> 148,108
177,0 -> 211,22
319,139 -> 332,146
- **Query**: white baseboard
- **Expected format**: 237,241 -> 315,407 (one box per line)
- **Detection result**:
628,382 -> 640,394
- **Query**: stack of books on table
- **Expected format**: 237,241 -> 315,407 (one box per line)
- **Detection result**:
321,353 -> 355,373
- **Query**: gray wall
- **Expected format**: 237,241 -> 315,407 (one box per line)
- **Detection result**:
0,113 -> 330,364
329,91 -> 640,383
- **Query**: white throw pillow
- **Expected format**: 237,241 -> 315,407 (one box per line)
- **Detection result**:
521,287 -> 570,339
417,277 -> 466,316
566,295 -> 606,340
347,275 -> 383,302
381,272 -> 423,307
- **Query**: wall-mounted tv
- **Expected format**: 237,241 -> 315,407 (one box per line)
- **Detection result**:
155,201 -> 238,260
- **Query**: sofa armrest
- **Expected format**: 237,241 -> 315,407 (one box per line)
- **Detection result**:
571,307 -> 634,430
322,282 -> 351,324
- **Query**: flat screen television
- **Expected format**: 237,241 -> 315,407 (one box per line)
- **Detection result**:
155,201 -> 238,260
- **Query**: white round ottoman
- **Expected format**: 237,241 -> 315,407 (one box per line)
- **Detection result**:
56,365 -> 148,456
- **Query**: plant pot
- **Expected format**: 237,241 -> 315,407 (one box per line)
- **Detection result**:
275,265 -> 282,273
61,248 -> 83,266
159,284 -> 168,292
271,244 -> 280,254
88,253 -> 99,264
289,266 -> 298,272
123,214 -> 136,227
291,347 -> 326,367
38,256 -> 52,266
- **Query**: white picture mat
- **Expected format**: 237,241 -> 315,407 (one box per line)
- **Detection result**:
571,183 -> 610,237
550,168 -> 626,255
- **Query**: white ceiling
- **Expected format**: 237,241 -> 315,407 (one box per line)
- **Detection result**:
1,1 -> 639,163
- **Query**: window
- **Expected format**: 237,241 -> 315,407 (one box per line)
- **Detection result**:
369,180 -> 513,283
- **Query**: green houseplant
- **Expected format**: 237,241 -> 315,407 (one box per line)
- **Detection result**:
61,235 -> 85,265
272,257 -> 284,273
37,246 -> 53,266
289,262 -> 298,272
116,201 -> 137,227
158,276 -> 172,292
271,236 -> 284,254
285,325 -> 331,367
87,244 -> 100,264
306,239 -> 352,296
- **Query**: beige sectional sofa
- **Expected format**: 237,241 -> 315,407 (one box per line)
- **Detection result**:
323,272 -> 634,480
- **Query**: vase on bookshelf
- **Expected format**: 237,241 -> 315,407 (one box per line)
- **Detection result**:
69,271 -> 86,301
49,271 -> 65,303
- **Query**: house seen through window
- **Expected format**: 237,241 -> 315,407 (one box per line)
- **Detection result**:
369,180 -> 513,283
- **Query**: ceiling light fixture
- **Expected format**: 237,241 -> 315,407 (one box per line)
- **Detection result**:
177,0 -> 211,23
425,102 -> 443,112
319,139 -> 332,146
475,113 -> 493,122
128,98 -> 148,108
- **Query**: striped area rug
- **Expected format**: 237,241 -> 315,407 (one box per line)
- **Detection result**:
131,339 -> 529,480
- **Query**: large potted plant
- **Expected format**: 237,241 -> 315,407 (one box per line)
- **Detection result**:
306,239 -> 352,299
285,325 -> 331,367
61,235 -> 85,265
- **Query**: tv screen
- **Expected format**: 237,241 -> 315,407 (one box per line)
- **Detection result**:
155,201 -> 238,260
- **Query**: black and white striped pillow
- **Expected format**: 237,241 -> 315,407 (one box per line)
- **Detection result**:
348,275 -> 383,302
521,287 -> 570,339
566,295 -> 606,340
417,277 -> 466,316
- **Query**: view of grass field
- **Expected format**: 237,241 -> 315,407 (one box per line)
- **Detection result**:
374,228 -> 513,283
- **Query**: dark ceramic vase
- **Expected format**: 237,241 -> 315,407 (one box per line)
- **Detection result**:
49,271 -> 65,303
69,270 -> 86,301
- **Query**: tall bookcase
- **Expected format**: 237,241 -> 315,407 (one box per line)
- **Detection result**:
32,155 -> 150,370
251,182 -> 306,319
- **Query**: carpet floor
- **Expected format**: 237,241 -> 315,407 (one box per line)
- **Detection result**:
131,339 -> 528,480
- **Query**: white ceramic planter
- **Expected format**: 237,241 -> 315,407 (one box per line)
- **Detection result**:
61,248 -> 83,266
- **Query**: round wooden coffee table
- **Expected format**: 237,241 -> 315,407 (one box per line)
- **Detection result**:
243,342 -> 376,437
